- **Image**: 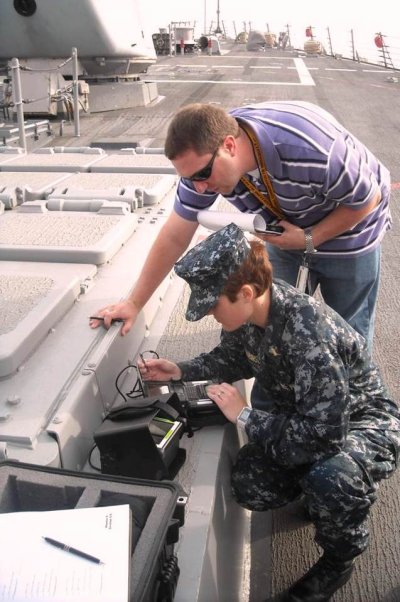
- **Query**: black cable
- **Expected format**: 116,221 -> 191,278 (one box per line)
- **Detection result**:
88,443 -> 102,472
114,362 -> 143,402
140,349 -> 160,360
126,373 -> 145,399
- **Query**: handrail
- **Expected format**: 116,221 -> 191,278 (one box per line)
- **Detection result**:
7,47 -> 81,151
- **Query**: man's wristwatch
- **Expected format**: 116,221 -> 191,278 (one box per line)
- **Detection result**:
304,227 -> 316,254
236,406 -> 252,430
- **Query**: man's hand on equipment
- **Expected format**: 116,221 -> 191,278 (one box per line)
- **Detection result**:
89,299 -> 139,336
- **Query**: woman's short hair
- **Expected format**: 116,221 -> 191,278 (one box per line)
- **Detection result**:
222,240 -> 273,300
165,103 -> 240,159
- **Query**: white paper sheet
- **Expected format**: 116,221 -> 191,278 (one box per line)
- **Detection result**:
0,504 -> 131,602
197,210 -> 267,233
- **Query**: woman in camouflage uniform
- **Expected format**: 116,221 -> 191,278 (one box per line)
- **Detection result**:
139,223 -> 400,602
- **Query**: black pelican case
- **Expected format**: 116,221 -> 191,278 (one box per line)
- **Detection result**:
0,460 -> 186,601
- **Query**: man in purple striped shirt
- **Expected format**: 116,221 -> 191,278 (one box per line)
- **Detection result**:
92,101 -> 391,351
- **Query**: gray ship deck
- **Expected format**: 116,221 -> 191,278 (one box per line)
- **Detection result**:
1,42 -> 400,601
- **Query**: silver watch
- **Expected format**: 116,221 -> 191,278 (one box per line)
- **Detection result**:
236,406 -> 252,430
304,227 -> 316,254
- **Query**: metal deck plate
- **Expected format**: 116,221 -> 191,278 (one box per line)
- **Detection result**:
47,171 -> 177,207
0,171 -> 74,207
0,261 -> 97,379
0,153 -> 22,167
0,153 -> 105,172
0,210 -> 138,264
90,153 -> 176,173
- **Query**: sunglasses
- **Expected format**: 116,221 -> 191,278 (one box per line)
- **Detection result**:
187,148 -> 219,182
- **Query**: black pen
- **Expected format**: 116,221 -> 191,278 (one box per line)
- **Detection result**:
89,316 -> 124,323
43,536 -> 104,565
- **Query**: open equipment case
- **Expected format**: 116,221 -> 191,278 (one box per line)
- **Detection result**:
0,460 -> 187,602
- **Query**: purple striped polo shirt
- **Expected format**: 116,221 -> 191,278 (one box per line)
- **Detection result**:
173,101 -> 391,257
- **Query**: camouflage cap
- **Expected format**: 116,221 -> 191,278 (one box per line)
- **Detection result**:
174,222 -> 251,321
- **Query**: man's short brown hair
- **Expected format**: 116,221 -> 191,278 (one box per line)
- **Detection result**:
164,103 -> 240,159
222,240 -> 273,301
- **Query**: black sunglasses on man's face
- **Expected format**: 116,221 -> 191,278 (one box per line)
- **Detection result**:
186,149 -> 219,182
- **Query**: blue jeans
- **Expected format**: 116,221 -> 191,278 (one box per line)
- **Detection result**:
266,244 -> 381,351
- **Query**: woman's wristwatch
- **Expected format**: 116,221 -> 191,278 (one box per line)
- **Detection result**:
236,406 -> 252,429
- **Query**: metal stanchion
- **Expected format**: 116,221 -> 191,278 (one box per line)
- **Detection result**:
72,47 -> 80,137
169,24 -> 173,56
10,57 -> 27,152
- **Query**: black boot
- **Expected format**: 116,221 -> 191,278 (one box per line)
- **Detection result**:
283,553 -> 355,601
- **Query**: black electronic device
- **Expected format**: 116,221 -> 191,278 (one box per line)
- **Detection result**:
94,393 -> 186,480
136,367 -> 225,417
145,380 -> 215,412
141,379 -> 228,428
255,223 -> 284,235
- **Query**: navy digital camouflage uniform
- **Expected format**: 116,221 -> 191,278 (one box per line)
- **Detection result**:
175,224 -> 400,561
